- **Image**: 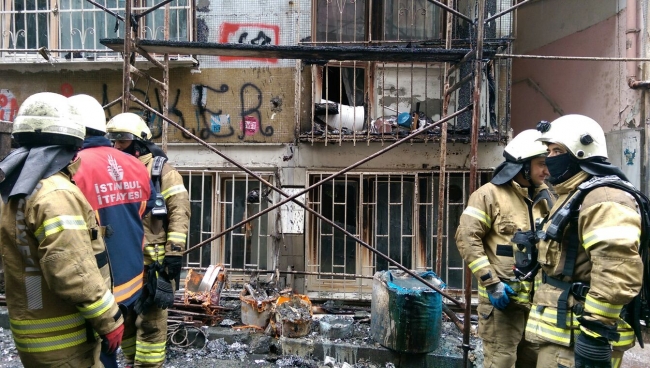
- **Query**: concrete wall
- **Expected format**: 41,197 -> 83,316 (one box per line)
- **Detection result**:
0,67 -> 297,143
511,3 -> 643,134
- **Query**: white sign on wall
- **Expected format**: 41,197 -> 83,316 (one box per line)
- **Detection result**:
280,188 -> 305,234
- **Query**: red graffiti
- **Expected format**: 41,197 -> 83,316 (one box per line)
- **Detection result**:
0,89 -> 18,121
219,23 -> 280,63
61,83 -> 74,97
241,116 -> 259,136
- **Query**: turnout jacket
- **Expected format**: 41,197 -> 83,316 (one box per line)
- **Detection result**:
456,180 -> 553,307
71,136 -> 156,307
525,171 -> 643,349
0,160 -> 123,367
138,153 -> 190,265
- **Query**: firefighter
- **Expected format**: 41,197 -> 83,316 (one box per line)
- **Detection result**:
455,129 -> 554,368
526,115 -> 643,368
106,112 -> 190,368
0,92 -> 124,367
67,95 -> 157,368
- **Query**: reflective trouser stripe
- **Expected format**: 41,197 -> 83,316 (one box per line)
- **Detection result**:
13,328 -> 88,352
462,206 -> 492,228
34,215 -> 87,243
114,272 -> 144,304
135,340 -> 166,363
468,256 -> 490,273
121,335 -> 137,356
10,313 -> 85,334
526,306 -> 577,346
77,290 -> 114,319
612,320 -> 635,347
167,232 -> 186,243
161,184 -> 187,199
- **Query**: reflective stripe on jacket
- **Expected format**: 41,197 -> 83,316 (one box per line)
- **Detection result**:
455,180 -> 552,307
0,168 -> 123,365
526,171 -> 643,348
138,153 -> 190,264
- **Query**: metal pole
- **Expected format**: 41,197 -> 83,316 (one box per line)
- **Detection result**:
465,0 -> 486,366
436,0 -> 454,277
121,0 -> 132,113
425,0 -> 473,23
484,0 -> 531,24
132,96 -> 470,308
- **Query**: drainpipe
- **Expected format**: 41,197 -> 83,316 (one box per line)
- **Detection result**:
627,0 -> 650,88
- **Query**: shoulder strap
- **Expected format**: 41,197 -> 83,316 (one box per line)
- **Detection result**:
151,156 -> 167,192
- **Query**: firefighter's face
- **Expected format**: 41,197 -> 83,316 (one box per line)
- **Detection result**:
529,156 -> 549,186
546,143 -> 567,157
112,139 -> 132,151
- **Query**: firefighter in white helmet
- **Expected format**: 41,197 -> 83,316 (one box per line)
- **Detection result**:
456,129 -> 554,367
67,95 -> 157,368
525,115 -> 643,368
106,112 -> 190,368
0,92 -> 124,367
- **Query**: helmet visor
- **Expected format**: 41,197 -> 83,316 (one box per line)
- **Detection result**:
106,132 -> 137,141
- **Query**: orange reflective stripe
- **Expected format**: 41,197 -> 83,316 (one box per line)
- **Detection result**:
113,271 -> 144,303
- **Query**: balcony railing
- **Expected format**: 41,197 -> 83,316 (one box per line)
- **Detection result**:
0,0 -> 193,64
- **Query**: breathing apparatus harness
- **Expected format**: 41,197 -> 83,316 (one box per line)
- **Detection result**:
535,175 -> 650,346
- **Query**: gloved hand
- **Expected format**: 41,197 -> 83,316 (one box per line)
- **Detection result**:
101,323 -> 124,354
153,272 -> 175,309
485,282 -> 515,310
574,332 -> 612,368
163,255 -> 183,287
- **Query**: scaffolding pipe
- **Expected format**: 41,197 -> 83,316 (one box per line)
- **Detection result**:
484,0 -> 531,24
121,0 -> 133,113
425,0 -> 473,23
465,0 -> 486,365
494,54 -> 650,61
132,95 -> 470,310
436,0 -> 455,277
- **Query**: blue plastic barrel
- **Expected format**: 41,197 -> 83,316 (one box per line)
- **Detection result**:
370,270 -> 444,353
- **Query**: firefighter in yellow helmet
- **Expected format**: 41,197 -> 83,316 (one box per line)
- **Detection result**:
456,129 -> 554,368
0,92 -> 124,367
106,112 -> 190,367
525,115 -> 643,368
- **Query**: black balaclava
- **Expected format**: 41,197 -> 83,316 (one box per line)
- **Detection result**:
546,153 -> 582,185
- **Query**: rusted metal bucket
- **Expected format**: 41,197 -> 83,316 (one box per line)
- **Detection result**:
274,294 -> 312,338
239,285 -> 278,329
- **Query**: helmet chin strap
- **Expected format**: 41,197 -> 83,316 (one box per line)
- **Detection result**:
522,161 -> 538,187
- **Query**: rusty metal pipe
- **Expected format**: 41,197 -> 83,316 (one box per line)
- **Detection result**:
424,0 -> 473,23
464,0 -> 486,365
132,96 -> 470,309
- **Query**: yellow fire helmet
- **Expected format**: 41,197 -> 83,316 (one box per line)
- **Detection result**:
12,92 -> 84,148
106,112 -> 152,142
536,114 -> 608,160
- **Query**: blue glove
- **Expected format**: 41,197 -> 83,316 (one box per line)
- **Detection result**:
486,282 -> 515,310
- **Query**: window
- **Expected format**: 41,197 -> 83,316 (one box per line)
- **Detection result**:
314,0 -> 442,44
221,174 -> 272,271
1,0 -> 192,60
182,172 -> 214,269
306,170 -> 490,300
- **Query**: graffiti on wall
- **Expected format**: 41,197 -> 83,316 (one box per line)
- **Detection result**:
101,81 -> 277,141
0,89 -> 18,121
219,23 -> 280,63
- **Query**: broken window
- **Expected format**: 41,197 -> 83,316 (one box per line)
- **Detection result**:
221,174 -> 271,271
